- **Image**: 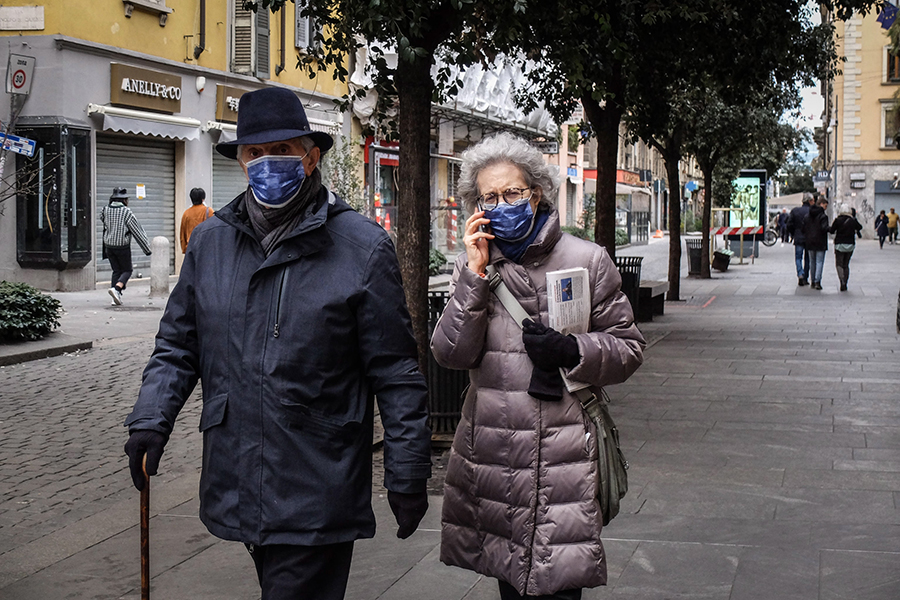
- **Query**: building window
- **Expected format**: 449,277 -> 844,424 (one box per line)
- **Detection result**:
885,46 -> 900,83
882,102 -> 899,149
232,0 -> 269,77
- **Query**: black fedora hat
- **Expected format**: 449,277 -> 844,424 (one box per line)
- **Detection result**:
110,187 -> 129,200
216,87 -> 334,160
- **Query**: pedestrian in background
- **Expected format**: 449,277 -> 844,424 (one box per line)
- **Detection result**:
829,204 -> 863,292
803,197 -> 830,290
179,187 -> 213,253
123,88 -> 432,600
431,132 -> 645,599
100,187 -> 152,306
786,192 -> 815,286
778,208 -> 790,244
875,210 -> 889,249
887,207 -> 899,244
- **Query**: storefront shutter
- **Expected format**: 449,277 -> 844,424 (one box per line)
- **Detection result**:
212,151 -> 248,210
96,134 -> 176,280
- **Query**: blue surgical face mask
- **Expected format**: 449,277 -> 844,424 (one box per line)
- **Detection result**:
244,155 -> 307,209
484,198 -> 536,241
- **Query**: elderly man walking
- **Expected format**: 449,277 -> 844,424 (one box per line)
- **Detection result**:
124,87 -> 432,600
786,192 -> 816,286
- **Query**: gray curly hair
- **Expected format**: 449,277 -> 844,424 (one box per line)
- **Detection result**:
457,132 -> 560,214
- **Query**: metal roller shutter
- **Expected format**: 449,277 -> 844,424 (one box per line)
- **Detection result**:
212,151 -> 248,210
96,134 -> 176,280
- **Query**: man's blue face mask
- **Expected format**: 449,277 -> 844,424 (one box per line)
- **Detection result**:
483,198 -> 536,242
244,154 -> 307,209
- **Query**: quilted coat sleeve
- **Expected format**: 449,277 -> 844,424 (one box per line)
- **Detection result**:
357,238 -> 432,493
564,249 -> 645,387
124,247 -> 201,435
430,253 -> 492,371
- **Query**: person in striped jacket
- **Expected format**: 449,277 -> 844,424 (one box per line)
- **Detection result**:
100,187 -> 152,305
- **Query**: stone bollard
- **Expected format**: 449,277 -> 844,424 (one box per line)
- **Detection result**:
150,236 -> 170,297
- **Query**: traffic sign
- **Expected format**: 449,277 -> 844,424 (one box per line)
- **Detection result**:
0,132 -> 36,157
6,54 -> 35,95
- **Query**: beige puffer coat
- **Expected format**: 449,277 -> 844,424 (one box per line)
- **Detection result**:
431,211 -> 645,596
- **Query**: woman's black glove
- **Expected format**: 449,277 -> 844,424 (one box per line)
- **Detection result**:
124,430 -> 168,491
528,366 -> 564,402
522,319 -> 581,370
388,490 -> 428,539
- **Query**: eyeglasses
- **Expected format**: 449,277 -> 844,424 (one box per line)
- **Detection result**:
476,187 -> 534,210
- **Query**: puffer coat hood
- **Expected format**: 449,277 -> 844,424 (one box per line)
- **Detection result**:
431,210 -> 644,596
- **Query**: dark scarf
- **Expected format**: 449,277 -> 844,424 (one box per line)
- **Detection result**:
246,168 -> 322,255
493,209 -> 550,264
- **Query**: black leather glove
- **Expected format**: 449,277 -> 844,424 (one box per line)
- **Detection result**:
522,319 -> 581,370
124,430 -> 168,491
528,366 -> 564,402
388,490 -> 428,539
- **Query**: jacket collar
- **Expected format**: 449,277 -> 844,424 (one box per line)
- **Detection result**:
217,186 -> 353,262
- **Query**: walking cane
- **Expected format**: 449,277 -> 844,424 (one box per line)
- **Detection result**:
141,454 -> 150,600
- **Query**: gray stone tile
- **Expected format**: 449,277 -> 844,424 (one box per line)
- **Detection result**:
773,488 -> 900,524
606,541 -> 741,599
810,522 -> 900,553
729,548 -> 819,600
701,428 -> 865,448
833,459 -> 900,473
819,549 -> 900,600
783,468 -> 900,491
634,482 -> 778,520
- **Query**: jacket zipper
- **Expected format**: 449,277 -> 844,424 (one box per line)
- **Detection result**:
273,268 -> 288,338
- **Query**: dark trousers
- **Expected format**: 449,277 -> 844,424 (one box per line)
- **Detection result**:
890,226 -> 898,243
834,249 -> 853,285
247,542 -> 354,600
106,245 -> 133,290
498,580 -> 583,600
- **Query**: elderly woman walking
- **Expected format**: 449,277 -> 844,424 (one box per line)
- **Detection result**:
829,204 -> 863,291
431,132 -> 645,599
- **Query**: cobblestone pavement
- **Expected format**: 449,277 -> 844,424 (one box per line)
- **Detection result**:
0,336 -> 203,555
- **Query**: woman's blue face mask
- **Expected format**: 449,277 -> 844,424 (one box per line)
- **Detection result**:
483,198 -> 536,242
244,154 -> 307,209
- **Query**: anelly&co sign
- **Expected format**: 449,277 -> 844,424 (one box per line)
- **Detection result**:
109,63 -> 182,114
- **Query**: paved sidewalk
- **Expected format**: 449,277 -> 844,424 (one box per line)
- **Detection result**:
1,237 -> 900,599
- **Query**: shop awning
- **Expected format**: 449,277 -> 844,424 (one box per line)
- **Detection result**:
87,104 -> 201,141
616,182 -> 651,196
204,120 -> 237,143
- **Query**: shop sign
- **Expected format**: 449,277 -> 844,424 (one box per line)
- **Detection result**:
530,141 -> 558,154
616,169 -> 640,186
110,63 -> 182,114
0,6 -> 44,30
216,85 -> 247,123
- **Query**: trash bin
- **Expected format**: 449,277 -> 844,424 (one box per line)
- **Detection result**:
712,249 -> 733,272
685,237 -> 702,275
614,256 -> 643,315
427,291 -> 468,436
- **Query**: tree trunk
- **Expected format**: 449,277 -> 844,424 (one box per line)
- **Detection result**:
661,145 -> 682,301
395,57 -> 434,376
699,159 -> 715,279
582,93 -> 624,260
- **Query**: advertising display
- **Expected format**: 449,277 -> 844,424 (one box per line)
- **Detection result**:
730,174 -> 764,227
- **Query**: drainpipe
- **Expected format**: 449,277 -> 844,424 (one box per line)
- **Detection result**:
193,0 -> 206,59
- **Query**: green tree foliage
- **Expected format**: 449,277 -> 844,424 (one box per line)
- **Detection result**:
320,135 -> 365,212
779,159 -> 817,195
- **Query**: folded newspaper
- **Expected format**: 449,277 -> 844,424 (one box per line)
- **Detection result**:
546,267 -> 592,393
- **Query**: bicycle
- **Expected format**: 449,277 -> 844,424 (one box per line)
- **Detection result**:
762,227 -> 778,247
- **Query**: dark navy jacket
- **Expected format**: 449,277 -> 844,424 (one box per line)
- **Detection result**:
125,186 -> 432,546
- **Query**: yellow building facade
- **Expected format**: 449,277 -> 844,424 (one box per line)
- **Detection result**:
0,0 -> 348,290
829,10 -> 900,235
